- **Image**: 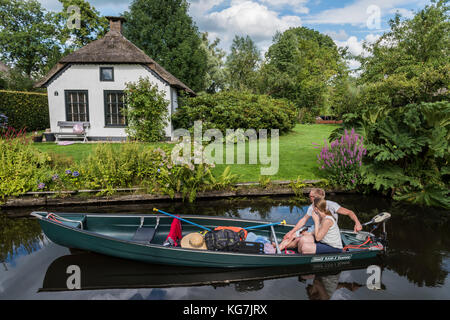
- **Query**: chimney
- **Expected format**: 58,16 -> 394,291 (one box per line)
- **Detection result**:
106,16 -> 126,34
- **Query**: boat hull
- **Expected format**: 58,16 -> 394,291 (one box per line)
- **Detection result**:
33,212 -> 383,268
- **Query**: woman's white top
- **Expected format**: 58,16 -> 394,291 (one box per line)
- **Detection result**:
320,215 -> 343,249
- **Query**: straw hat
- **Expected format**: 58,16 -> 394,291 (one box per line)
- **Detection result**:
180,232 -> 207,250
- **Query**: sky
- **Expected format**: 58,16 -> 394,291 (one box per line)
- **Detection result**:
38,0 -> 433,69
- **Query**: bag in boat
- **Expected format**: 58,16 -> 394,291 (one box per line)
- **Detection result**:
213,226 -> 248,240
204,228 -> 246,251
228,241 -> 265,254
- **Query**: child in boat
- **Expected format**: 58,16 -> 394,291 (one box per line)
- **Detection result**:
297,197 -> 343,254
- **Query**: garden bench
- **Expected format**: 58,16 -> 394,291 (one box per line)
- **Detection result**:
55,121 -> 90,143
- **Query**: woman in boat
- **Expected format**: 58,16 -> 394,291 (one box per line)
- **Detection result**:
277,188 -> 362,251
297,197 -> 343,254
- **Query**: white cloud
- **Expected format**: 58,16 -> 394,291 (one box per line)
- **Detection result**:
194,1 -> 302,53
324,29 -> 349,41
334,34 -> 380,57
389,8 -> 415,19
303,0 -> 422,27
259,0 -> 310,14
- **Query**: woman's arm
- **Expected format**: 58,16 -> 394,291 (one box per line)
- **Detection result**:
284,214 -> 310,239
314,218 -> 333,242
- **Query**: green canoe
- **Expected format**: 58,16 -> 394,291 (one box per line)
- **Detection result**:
31,211 -> 386,268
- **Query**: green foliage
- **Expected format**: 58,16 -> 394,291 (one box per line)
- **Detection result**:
225,35 -> 261,92
357,0 -> 449,105
258,27 -> 347,112
123,0 -> 207,92
355,102 -> 449,208
0,138 -> 52,199
0,0 -> 60,77
0,90 -> 49,131
124,77 -> 170,142
332,1 -> 450,209
172,91 -> 297,135
201,32 -> 227,94
56,0 -> 108,50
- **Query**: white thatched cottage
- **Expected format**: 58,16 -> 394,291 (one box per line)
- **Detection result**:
35,16 -> 195,141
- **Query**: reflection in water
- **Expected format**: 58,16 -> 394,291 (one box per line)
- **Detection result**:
38,251 -> 381,294
1,194 -> 449,299
0,214 -> 44,266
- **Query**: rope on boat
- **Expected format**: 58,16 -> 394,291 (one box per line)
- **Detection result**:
46,213 -> 84,230
343,236 -> 383,252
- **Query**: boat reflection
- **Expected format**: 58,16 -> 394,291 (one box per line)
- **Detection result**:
39,250 -> 385,296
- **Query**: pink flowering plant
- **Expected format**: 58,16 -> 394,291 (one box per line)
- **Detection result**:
315,128 -> 367,189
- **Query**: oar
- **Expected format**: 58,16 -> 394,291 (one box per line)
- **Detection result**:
153,208 -> 212,232
244,220 -> 287,230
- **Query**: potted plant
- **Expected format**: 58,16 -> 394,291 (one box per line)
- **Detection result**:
43,129 -> 55,142
32,131 -> 43,142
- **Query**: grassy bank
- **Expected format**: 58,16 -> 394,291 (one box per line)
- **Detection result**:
32,124 -> 338,183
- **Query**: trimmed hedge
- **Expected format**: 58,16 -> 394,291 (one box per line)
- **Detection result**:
172,91 -> 297,134
0,90 -> 49,131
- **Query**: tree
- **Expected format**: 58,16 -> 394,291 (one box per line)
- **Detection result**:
225,35 -> 261,91
258,27 -> 347,113
335,1 -> 450,208
0,0 -> 61,78
357,0 -> 449,106
124,77 -> 169,142
56,0 -> 108,51
123,0 -> 207,92
201,32 -> 227,93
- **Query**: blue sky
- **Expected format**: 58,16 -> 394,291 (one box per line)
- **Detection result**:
38,0 -> 432,68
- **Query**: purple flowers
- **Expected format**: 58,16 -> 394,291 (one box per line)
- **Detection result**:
72,171 -> 79,177
52,174 -> 59,181
37,183 -> 45,190
65,169 -> 72,175
316,128 -> 366,188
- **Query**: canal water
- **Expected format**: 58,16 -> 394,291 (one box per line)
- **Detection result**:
1,195 -> 449,300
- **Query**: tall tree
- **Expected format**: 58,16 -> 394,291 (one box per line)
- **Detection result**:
56,0 -> 108,51
123,0 -> 207,92
259,27 -> 347,112
225,35 -> 261,91
201,32 -> 227,93
358,0 -> 450,105
0,0 -> 60,78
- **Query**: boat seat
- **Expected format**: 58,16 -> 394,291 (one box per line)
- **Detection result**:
132,217 -> 159,244
132,227 -> 156,243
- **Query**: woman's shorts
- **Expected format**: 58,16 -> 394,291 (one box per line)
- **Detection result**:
315,242 -> 342,254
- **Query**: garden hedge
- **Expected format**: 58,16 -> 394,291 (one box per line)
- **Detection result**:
172,91 -> 297,135
0,90 -> 49,132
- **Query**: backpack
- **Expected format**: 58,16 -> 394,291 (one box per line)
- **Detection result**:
204,229 -> 246,251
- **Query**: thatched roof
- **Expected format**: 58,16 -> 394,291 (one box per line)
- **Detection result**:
35,17 -> 195,96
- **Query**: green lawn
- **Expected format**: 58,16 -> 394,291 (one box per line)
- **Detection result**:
32,124 -> 338,183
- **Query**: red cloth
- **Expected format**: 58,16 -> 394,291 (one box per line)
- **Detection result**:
165,217 -> 182,246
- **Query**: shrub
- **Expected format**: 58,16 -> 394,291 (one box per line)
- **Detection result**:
124,77 -> 170,142
0,138 -> 52,199
316,128 -> 366,190
172,91 -> 297,134
0,90 -> 49,131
